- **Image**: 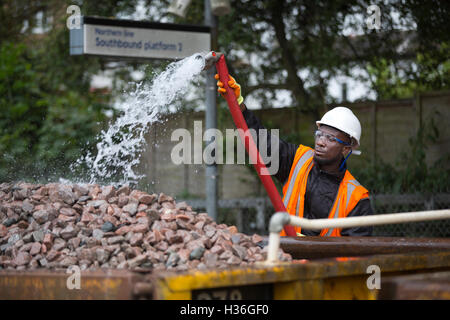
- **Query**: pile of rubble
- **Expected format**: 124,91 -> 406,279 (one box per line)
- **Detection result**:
0,183 -> 291,271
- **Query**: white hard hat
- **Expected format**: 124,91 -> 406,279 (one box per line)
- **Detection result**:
316,106 -> 362,155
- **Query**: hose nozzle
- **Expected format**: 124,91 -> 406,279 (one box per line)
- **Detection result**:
199,51 -> 223,71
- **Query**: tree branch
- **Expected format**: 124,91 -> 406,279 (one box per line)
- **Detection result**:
268,1 -> 312,113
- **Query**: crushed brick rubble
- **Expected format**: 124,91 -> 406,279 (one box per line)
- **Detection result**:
0,182 -> 292,272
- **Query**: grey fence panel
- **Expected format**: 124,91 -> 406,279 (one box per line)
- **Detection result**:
370,194 -> 450,237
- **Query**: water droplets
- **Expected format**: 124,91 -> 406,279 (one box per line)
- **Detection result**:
72,53 -> 206,186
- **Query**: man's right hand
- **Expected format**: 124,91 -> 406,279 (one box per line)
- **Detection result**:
215,74 -> 245,111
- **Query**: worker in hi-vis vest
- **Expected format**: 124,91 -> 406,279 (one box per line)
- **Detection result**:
216,74 -> 373,236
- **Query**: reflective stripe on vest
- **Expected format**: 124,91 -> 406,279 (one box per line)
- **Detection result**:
322,200 -> 341,236
295,161 -> 314,217
283,149 -> 314,208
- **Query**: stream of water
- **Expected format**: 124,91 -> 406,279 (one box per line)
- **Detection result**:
71,53 -> 206,186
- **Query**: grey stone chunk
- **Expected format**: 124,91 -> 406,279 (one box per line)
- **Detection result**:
87,200 -> 108,208
77,195 -> 92,203
92,229 -> 104,240
21,201 -> 34,213
32,230 -> 44,243
3,218 -> 17,227
189,247 -> 205,260
101,221 -> 115,233
166,252 -> 180,267
122,203 -> 138,216
8,233 -> 21,245
107,236 -> 125,245
32,210 -> 49,224
60,225 -> 77,240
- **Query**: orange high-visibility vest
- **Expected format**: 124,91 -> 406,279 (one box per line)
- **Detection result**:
280,145 -> 369,237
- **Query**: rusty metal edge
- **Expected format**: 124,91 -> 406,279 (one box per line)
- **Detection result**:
0,269 -> 145,300
275,236 -> 450,260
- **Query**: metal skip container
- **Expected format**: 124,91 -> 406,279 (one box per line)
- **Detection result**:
1,237 -> 449,300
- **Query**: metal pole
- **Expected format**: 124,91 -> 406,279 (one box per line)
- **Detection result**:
205,0 -> 218,221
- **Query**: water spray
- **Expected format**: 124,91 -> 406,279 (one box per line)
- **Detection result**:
73,54 -> 206,186
201,51 -> 296,237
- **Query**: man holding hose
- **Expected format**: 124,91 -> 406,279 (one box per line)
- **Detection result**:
216,74 -> 373,236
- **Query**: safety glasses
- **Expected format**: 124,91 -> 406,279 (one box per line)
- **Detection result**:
314,130 -> 350,146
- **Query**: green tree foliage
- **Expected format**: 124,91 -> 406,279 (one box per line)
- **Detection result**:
213,0 -> 449,111
0,43 -> 45,178
0,40 -> 110,181
367,44 -> 450,100
0,0 -> 144,182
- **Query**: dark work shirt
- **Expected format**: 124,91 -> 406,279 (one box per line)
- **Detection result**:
242,108 -> 373,236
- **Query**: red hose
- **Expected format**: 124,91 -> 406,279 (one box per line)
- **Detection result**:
215,55 -> 296,237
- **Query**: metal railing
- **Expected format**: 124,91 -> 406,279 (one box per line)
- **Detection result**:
180,193 -> 450,237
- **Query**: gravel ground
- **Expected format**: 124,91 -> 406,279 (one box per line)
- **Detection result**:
0,182 -> 291,272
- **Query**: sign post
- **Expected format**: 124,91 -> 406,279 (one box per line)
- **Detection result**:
204,0 -> 218,222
